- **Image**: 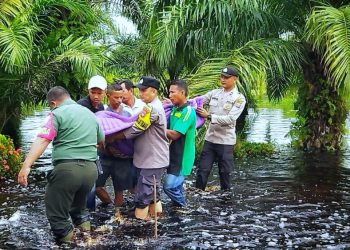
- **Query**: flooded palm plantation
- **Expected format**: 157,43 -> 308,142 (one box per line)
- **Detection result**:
1,108 -> 350,249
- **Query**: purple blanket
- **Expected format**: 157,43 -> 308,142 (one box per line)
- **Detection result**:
96,97 -> 205,157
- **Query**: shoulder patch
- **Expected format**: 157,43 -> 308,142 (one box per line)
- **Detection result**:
234,94 -> 245,108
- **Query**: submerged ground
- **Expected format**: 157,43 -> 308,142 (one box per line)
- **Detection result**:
0,108 -> 349,249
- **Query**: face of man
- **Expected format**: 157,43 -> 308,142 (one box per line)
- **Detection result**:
169,85 -> 185,106
88,87 -> 104,108
139,87 -> 156,104
120,83 -> 133,104
107,90 -> 124,110
220,75 -> 237,90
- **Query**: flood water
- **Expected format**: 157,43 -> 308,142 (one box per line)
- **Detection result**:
0,108 -> 349,249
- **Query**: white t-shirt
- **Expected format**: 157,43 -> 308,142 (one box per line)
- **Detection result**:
122,97 -> 145,115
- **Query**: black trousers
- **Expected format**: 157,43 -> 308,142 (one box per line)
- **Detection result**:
195,140 -> 234,190
134,168 -> 164,208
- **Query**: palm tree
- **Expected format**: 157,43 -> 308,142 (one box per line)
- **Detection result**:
0,0 -> 113,143
117,0 -> 350,150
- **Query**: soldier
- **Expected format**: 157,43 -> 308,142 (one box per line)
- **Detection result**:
18,86 -> 104,242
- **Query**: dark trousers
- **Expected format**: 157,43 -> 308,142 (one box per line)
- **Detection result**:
134,168 -> 164,209
195,140 -> 234,190
45,161 -> 97,239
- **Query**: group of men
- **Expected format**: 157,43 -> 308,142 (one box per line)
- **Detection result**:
17,67 -> 246,243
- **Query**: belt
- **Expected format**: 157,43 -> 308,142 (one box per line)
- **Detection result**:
53,159 -> 94,166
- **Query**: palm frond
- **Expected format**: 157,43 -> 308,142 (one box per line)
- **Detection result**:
305,5 -> 350,90
189,39 -> 303,101
0,20 -> 36,74
53,35 -> 104,78
0,0 -> 29,23
148,0 -> 293,69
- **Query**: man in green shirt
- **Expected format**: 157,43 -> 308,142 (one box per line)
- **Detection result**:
164,79 -> 196,207
18,86 -> 104,243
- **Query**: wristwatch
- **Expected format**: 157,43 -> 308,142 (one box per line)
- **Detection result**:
207,114 -> 212,121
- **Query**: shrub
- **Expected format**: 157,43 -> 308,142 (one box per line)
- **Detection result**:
0,134 -> 22,180
234,141 -> 275,158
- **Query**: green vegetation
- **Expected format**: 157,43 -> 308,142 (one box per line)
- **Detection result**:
2,0 -> 350,152
290,79 -> 347,150
21,101 -> 47,117
0,0 -> 116,140
234,141 -> 275,159
0,134 -> 22,180
195,124 -> 208,161
256,92 -> 297,116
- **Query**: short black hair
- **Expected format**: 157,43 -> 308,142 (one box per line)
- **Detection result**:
47,86 -> 70,103
169,79 -> 188,96
119,79 -> 134,90
106,83 -> 123,94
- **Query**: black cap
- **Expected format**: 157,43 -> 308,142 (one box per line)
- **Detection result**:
136,76 -> 160,90
221,67 -> 239,77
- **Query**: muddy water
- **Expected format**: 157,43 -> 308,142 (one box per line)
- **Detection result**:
0,109 -> 349,249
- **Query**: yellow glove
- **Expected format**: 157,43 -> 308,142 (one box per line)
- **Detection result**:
135,105 -> 152,130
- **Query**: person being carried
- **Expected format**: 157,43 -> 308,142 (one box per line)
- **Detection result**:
195,66 -> 246,191
96,83 -> 134,208
107,76 -> 169,220
163,79 -> 196,207
18,86 -> 104,243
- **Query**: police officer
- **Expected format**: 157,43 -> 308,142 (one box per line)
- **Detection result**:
195,66 -> 246,191
106,76 -> 169,220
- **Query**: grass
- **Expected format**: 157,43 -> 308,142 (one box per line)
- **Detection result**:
21,101 -> 47,117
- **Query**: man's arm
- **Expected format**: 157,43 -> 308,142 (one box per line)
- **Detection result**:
211,95 -> 246,125
18,137 -> 51,187
197,95 -> 246,126
123,106 -> 156,139
201,90 -> 213,106
166,129 -> 182,140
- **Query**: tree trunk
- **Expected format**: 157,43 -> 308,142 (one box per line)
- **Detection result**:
295,49 -> 347,150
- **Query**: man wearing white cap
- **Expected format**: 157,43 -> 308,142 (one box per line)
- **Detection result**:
78,75 -> 107,210
78,75 -> 107,113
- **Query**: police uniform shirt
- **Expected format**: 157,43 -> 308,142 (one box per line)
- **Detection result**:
203,86 -> 246,145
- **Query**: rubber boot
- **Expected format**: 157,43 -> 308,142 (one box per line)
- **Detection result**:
135,206 -> 149,220
77,221 -> 91,232
149,201 -> 162,218
57,230 -> 74,243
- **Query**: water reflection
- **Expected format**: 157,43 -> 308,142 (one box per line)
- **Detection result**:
245,108 -> 295,144
0,108 -> 349,249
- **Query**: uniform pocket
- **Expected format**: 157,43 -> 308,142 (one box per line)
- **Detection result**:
209,98 -> 218,107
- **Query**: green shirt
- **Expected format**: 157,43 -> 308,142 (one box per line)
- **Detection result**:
168,103 -> 196,176
51,99 -> 104,162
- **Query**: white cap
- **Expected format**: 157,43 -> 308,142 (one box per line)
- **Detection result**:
88,75 -> 107,90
